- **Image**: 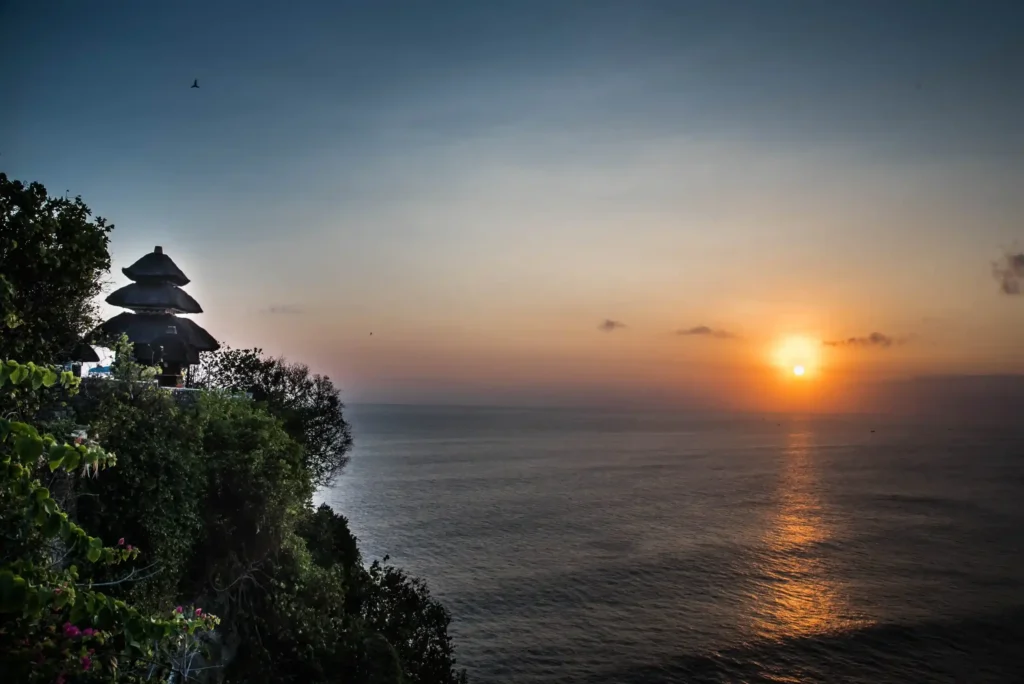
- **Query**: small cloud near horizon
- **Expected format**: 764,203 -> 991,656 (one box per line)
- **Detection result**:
992,251 -> 1024,295
262,304 -> 304,315
598,319 -> 627,332
823,332 -> 900,348
677,325 -> 738,339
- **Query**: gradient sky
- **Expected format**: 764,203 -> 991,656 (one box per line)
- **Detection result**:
4,1 -> 1024,410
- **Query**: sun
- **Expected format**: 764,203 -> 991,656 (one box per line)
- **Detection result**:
771,335 -> 821,378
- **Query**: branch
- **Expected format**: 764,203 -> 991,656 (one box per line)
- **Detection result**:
78,561 -> 162,588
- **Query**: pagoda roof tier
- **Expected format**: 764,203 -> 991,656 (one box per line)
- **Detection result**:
122,246 -> 190,286
98,312 -> 220,354
106,282 -> 203,314
69,342 -> 101,363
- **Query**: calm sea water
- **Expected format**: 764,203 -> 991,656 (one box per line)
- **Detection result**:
323,405 -> 1024,683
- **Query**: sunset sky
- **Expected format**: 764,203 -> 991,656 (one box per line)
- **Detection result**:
4,1 -> 1024,410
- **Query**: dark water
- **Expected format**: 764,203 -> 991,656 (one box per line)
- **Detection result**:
323,405 -> 1024,683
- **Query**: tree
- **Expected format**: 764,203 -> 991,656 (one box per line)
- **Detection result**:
0,174 -> 113,364
189,348 -> 353,488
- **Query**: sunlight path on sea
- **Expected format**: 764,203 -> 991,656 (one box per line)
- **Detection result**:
743,427 -> 873,643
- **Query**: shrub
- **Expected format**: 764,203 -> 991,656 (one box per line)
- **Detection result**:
0,359 -> 218,683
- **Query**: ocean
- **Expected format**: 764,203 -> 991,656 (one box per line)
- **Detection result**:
322,405 -> 1024,683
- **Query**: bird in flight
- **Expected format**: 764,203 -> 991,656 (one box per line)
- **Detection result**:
191,79 -> 199,89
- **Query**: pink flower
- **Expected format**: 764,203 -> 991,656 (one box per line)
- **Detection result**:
126,544 -> 133,551
54,588 -> 62,595
82,628 -> 95,637
118,538 -> 125,546
62,622 -> 81,638
80,655 -> 92,671
175,605 -> 183,614
194,607 -> 202,616
56,674 -> 67,684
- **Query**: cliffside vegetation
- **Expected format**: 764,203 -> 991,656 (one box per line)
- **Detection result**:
0,173 -> 468,683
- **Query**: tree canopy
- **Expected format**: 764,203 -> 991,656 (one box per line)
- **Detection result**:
0,174 -> 113,364
189,347 -> 354,488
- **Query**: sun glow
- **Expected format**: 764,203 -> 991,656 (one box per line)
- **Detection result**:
772,336 -> 822,378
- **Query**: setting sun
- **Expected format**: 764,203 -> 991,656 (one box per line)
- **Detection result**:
771,336 -> 822,378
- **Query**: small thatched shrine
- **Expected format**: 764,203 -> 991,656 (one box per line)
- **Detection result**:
98,246 -> 219,386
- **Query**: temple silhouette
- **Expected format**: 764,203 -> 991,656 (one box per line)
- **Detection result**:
98,246 -> 219,387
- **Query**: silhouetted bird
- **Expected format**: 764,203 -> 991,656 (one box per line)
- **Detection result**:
191,79 -> 199,89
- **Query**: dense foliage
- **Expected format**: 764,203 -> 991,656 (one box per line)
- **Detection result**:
2,177 -> 468,682
72,355 -> 467,683
0,174 -> 113,364
189,347 -> 353,488
0,360 -> 219,683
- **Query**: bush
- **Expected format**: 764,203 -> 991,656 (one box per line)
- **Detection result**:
0,359 -> 218,683
71,376 -> 206,611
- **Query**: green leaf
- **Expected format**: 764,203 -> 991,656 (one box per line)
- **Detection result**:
8,421 -> 38,439
41,369 -> 58,387
9,364 -> 29,385
14,435 -> 43,464
86,537 -> 103,563
0,571 -> 28,613
30,368 -> 44,390
42,511 -> 63,538
63,448 -> 81,471
48,445 -> 65,471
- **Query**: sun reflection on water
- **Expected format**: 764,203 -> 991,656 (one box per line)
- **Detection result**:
747,429 -> 869,641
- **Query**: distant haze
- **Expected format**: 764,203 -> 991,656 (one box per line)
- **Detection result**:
4,1 -> 1024,411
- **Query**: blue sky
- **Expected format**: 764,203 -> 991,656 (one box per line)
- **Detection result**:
4,1 -> 1024,407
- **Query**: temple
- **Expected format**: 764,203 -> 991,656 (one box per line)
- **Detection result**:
98,246 -> 219,387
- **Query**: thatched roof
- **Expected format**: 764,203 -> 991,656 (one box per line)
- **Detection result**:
98,312 -> 220,354
121,246 -> 190,286
106,282 -> 203,314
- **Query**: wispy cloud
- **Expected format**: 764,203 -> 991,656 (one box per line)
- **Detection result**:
992,252 -> 1024,295
677,325 -> 738,340
598,319 -> 627,332
262,304 -> 304,315
823,332 -> 900,348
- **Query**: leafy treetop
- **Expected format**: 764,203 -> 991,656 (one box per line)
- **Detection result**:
189,347 -> 353,488
0,173 -> 113,364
